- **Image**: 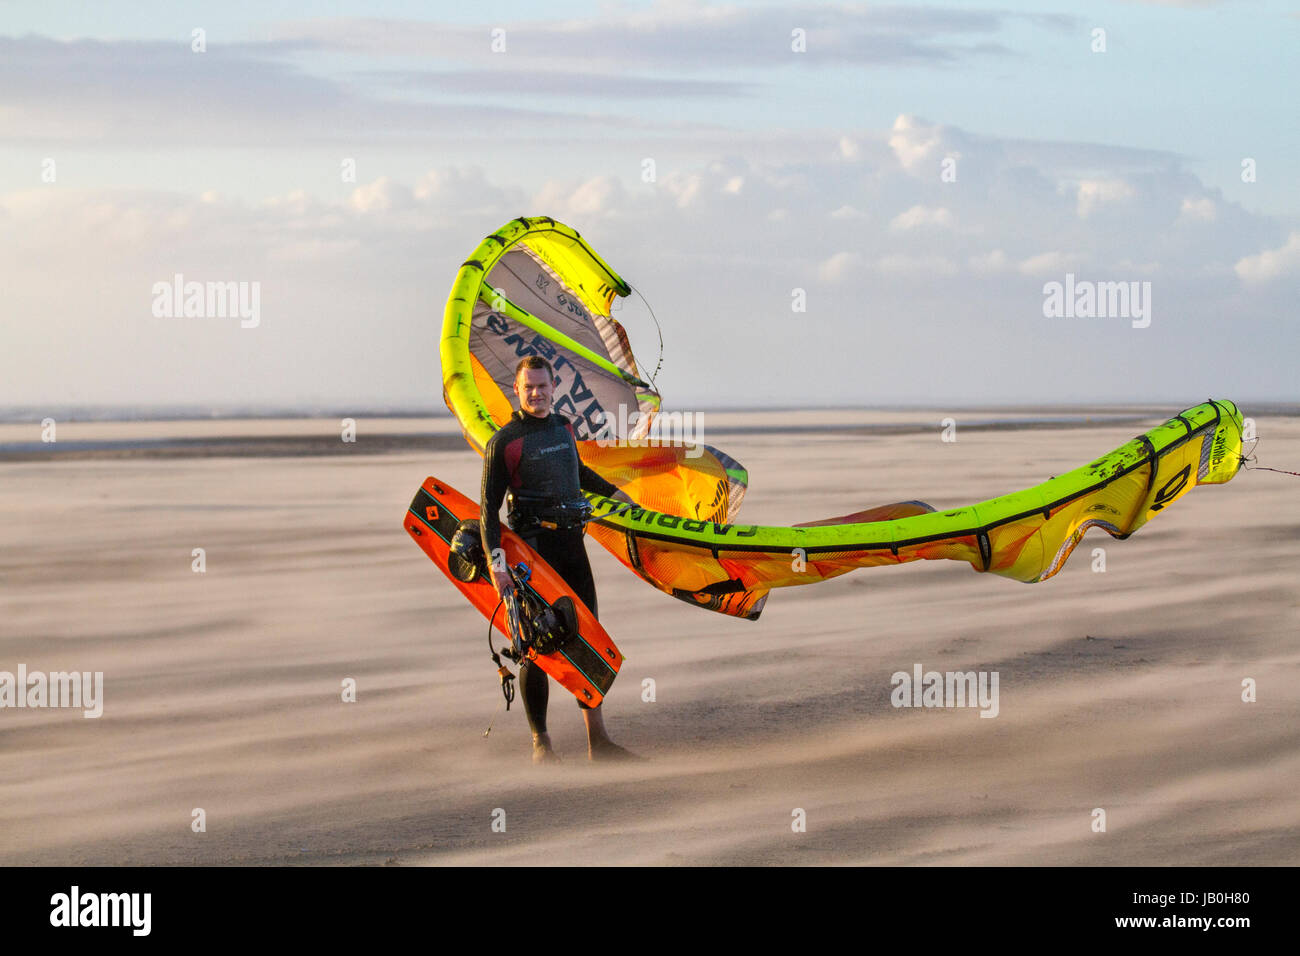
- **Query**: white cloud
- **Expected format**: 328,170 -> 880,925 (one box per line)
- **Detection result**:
886,114 -> 974,185
1235,232 -> 1300,283
1,112 -> 1290,407
1178,197 -> 1216,223
890,205 -> 954,231
1075,179 -> 1136,218
271,8 -> 1076,69
969,249 -> 1011,273
1018,251 -> 1076,275
889,114 -> 947,174
413,168 -> 522,212
350,177 -> 409,213
876,254 -> 957,276
1115,259 -> 1161,274
532,176 -> 625,219
819,251 -> 863,281
260,190 -> 319,216
1,189 -> 200,250
268,238 -> 362,262
662,172 -> 702,209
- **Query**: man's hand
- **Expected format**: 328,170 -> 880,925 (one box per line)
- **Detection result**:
491,566 -> 514,598
609,489 -> 640,511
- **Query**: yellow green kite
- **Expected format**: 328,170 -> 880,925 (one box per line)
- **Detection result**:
440,216 -> 1244,620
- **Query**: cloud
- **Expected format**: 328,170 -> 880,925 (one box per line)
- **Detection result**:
414,168 -> 524,211
969,249 -> 1011,273
890,114 -> 951,174
886,113 -> 979,180
876,253 -> 957,276
819,251 -> 863,281
663,172 -> 704,209
349,177 -> 410,213
268,238 -> 362,262
890,205 -> 954,231
365,68 -> 755,99
1122,1 -> 1225,7
0,7 -> 1087,150
1018,251 -> 1076,275
271,6 -> 1078,69
532,176 -> 627,220
0,35 -> 665,148
1235,232 -> 1300,283
1178,197 -> 1217,223
1074,179 -> 1136,218
1,111 -> 1291,406
1,114 -> 1274,295
649,160 -> 781,211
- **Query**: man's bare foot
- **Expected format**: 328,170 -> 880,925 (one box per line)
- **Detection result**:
587,739 -> 642,762
532,733 -> 560,765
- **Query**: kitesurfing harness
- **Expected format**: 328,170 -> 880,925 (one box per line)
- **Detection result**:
505,490 -> 593,534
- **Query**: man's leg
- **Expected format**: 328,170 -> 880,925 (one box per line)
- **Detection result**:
518,658 -> 558,763
578,699 -> 636,759
548,533 -> 638,761
518,533 -> 557,763
530,530 -> 638,761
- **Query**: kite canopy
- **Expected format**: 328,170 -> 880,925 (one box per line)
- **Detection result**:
440,216 -> 748,526
442,216 -> 654,452
442,217 -> 1244,621
581,399 -> 1243,619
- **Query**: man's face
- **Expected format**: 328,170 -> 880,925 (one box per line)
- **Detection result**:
514,366 -> 555,418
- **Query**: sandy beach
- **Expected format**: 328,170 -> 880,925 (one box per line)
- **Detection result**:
2,410 -> 1297,866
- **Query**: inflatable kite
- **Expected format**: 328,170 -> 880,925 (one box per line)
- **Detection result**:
439,216 -> 1244,620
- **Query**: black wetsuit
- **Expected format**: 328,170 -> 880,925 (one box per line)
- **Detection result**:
480,408 -> 619,728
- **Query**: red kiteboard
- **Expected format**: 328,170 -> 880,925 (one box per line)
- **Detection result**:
404,476 -> 623,707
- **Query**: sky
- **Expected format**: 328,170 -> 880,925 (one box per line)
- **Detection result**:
2,0 -> 1297,412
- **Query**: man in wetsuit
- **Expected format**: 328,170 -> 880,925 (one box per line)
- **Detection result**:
480,355 -> 639,764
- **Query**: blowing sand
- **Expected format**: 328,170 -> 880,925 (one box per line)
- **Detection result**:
1,411 -> 1297,866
